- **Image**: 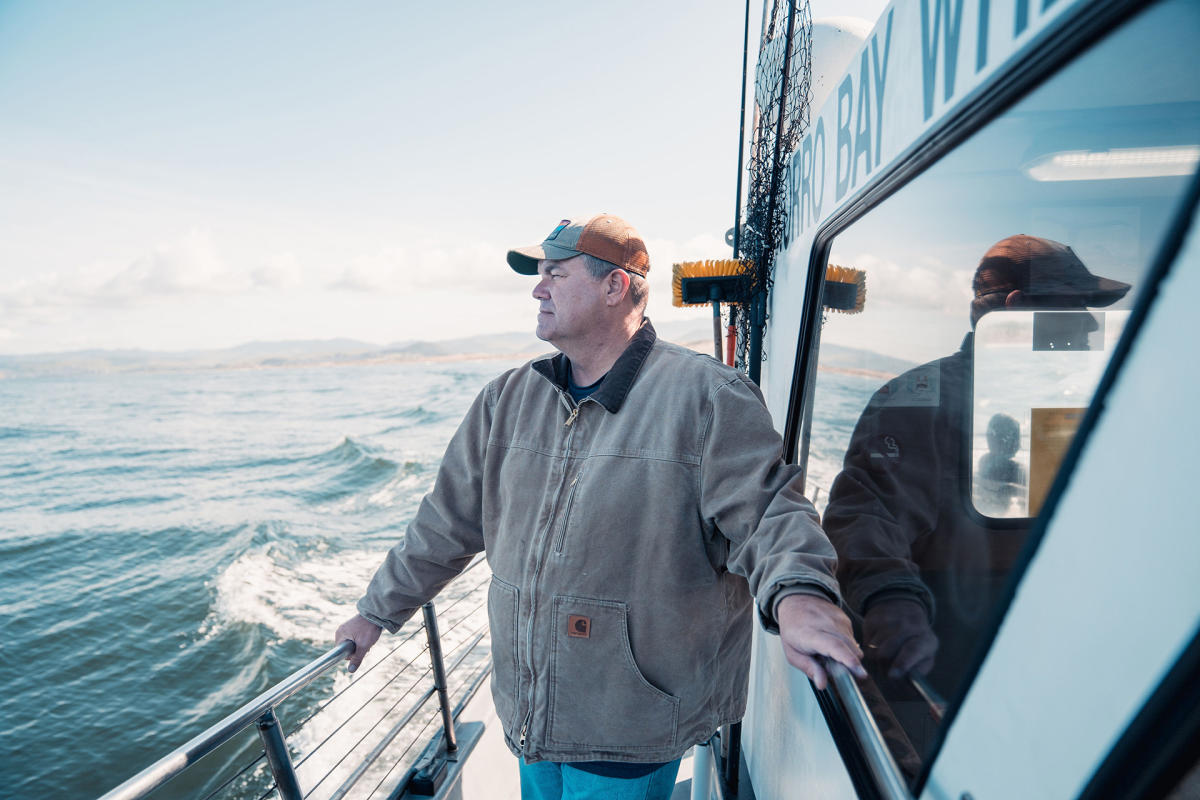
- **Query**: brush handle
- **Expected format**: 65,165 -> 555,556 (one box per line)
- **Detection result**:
711,301 -> 723,360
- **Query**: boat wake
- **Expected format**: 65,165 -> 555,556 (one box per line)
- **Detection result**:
201,542 -> 385,644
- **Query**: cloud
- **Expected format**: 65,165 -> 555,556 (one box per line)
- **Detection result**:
0,276 -> 72,323
251,253 -> 304,289
0,231 -> 305,325
645,232 -> 731,271
848,252 -> 974,316
327,232 -> 735,301
641,232 -> 732,319
0,230 -> 258,351
329,240 -> 520,295
97,230 -> 249,301
0,229 -> 730,353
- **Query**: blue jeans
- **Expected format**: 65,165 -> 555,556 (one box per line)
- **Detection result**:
519,758 -> 682,800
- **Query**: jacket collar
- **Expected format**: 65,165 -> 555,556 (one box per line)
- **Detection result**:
531,318 -> 657,413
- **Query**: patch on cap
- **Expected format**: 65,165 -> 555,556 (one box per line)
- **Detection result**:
546,220 -> 571,241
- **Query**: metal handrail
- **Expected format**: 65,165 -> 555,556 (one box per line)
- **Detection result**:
826,660 -> 915,800
99,641 -> 354,800
910,674 -> 947,724
97,561 -> 493,800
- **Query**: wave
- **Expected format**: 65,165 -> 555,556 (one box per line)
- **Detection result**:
0,361 -> 497,799
381,405 -> 443,423
311,436 -> 382,465
0,425 -> 76,441
311,464 -> 428,514
101,445 -> 195,459
47,493 -> 184,513
1,461 -> 41,479
297,437 -> 403,504
165,437 -> 408,500
200,542 -> 386,643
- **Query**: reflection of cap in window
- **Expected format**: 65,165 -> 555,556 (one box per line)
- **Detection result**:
976,235 -> 1131,306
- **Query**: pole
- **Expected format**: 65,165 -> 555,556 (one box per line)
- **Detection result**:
732,0 -> 752,261
256,709 -> 302,800
422,602 -> 458,754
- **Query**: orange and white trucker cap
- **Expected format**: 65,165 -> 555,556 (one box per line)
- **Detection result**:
507,214 -> 650,277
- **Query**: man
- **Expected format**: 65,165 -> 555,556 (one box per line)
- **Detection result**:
822,234 -> 1130,760
335,213 -> 864,800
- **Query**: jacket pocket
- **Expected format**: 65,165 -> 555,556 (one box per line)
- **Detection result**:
551,468 -> 583,554
488,576 -> 521,732
547,596 -> 680,750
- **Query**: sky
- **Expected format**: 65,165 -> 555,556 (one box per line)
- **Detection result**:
0,0 -> 888,355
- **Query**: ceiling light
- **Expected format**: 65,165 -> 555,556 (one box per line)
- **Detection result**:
1024,145 -> 1200,182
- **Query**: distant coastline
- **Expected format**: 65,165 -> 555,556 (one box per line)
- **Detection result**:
815,363 -> 899,381
0,324 -> 913,381
0,321 -> 717,379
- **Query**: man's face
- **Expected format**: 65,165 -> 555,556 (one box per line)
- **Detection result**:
531,255 -> 610,345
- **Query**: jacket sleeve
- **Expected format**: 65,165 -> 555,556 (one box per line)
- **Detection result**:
699,374 -> 841,633
820,384 -> 940,620
356,379 -> 495,633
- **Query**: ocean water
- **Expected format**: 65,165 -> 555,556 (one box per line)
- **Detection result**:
0,359 -> 517,799
0,355 -> 877,800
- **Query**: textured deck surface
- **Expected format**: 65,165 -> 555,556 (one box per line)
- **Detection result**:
455,675 -> 697,800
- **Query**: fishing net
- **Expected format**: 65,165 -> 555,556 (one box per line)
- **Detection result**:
734,0 -> 813,373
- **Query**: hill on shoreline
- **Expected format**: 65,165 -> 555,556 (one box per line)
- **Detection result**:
0,321 -> 718,378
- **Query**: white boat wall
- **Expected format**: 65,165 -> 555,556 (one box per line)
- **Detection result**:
739,0 -> 1200,796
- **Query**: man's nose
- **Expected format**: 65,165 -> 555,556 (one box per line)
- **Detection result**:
532,277 -> 550,300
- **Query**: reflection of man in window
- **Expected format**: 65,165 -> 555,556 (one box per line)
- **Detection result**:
822,235 -> 1130,752
976,413 -> 1026,516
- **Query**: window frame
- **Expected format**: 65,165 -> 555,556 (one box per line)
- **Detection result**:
775,0 -> 1197,793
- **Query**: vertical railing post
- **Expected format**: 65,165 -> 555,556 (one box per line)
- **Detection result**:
256,708 -> 302,800
422,602 -> 458,754
724,721 -> 741,796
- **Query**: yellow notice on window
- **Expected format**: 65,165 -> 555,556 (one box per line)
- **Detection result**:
1029,407 -> 1087,516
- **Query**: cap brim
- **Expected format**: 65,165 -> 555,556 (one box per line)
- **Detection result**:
506,242 -> 580,274
1087,276 -> 1133,307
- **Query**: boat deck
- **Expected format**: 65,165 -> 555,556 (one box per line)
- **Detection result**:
454,676 -> 696,800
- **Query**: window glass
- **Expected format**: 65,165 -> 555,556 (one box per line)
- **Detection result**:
802,0 -> 1200,784
971,308 -> 1128,517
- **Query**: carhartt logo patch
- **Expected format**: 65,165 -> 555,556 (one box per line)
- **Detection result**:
546,220 -> 570,241
567,615 -> 591,638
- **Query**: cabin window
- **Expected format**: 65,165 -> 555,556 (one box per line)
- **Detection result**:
798,0 -> 1200,785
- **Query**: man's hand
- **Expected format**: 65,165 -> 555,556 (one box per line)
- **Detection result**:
777,594 -> 867,690
334,614 -> 383,673
862,597 -> 938,679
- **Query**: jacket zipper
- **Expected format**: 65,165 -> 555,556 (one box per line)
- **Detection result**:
552,470 -> 583,554
518,389 -> 580,753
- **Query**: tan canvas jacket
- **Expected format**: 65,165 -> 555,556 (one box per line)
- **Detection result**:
358,320 -> 840,764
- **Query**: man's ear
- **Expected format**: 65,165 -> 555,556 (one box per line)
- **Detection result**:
605,270 -> 631,306
1004,289 -> 1025,308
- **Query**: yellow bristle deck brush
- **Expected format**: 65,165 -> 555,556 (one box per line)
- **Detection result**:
672,259 -> 753,361
823,264 -> 866,313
